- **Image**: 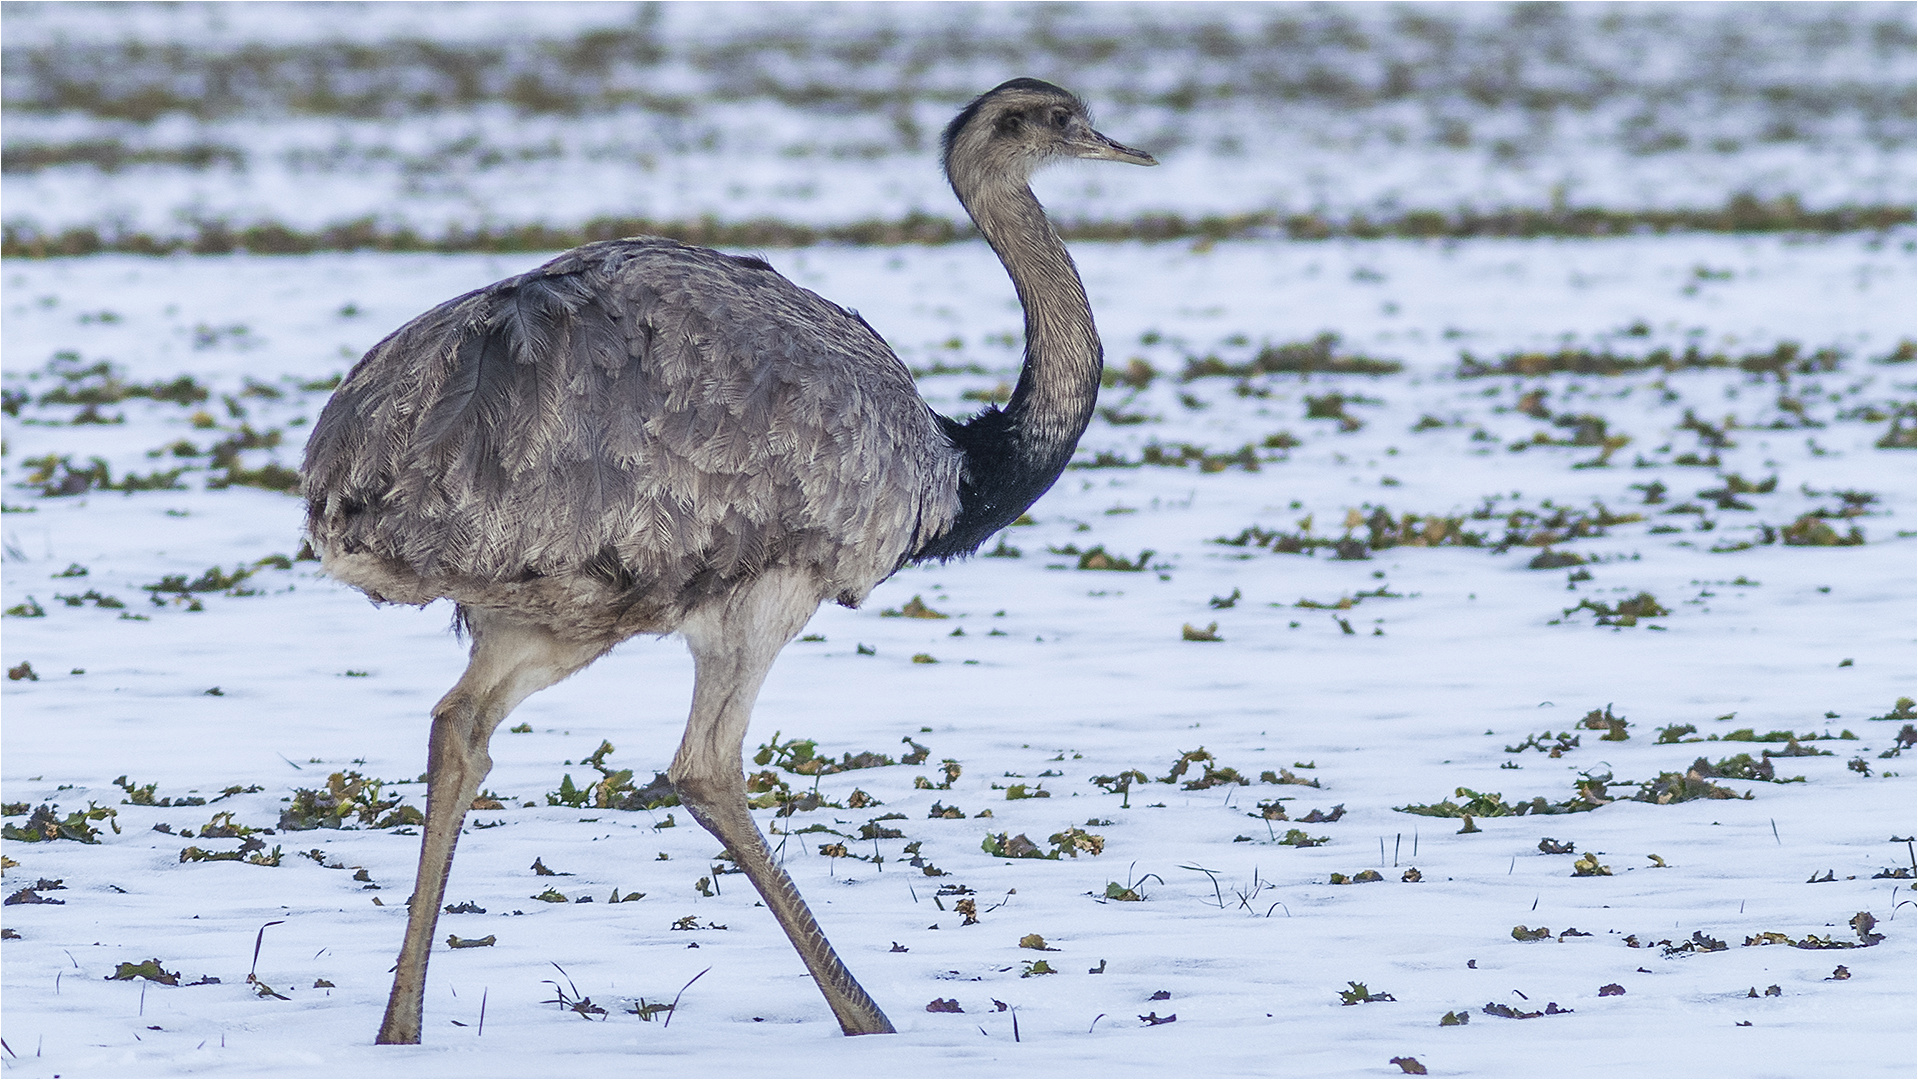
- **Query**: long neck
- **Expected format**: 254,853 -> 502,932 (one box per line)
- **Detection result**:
911,174 -> 1104,562
973,179 -> 1104,453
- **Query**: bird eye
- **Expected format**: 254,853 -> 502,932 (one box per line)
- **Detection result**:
1050,109 -> 1069,129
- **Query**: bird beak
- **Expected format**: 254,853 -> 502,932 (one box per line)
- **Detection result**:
1069,130 -> 1158,166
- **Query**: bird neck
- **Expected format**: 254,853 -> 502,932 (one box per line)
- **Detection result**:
911,175 -> 1103,562
972,178 -> 1103,456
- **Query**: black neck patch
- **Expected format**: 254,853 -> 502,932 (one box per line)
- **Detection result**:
909,404 -> 1071,563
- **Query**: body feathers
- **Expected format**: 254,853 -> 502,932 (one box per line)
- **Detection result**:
303,238 -> 962,641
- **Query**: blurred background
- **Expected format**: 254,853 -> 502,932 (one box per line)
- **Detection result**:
3,1 -> 1914,253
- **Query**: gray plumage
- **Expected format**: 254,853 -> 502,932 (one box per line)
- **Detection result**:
300,78 -> 1154,1045
305,240 -> 958,640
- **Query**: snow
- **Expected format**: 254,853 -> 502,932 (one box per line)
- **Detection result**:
2,3 -> 1915,1073
4,2 -> 1914,239
2,231 -> 1913,1078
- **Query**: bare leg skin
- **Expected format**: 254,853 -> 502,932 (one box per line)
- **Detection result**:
669,571 -> 896,1035
376,613 -> 607,1045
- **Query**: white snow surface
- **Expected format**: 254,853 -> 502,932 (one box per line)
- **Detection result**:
4,2 -> 1914,239
1,233 -> 1914,1078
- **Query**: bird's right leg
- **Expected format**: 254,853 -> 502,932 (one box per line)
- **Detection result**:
376,611 -> 608,1046
670,570 -> 896,1036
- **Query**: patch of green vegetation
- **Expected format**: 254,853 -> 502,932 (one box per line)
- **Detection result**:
113,775 -> 206,807
1098,405 -> 1153,426
1502,407 -> 1633,466
1156,747 -> 1253,789
1338,981 -> 1395,1004
1870,697 -> 1916,722
1698,473 -> 1778,509
21,453 -> 110,496
16,200 -> 1907,259
1263,767 -> 1321,787
280,770 -> 424,830
1100,357 -> 1159,389
855,815 -> 906,841
881,595 -> 948,618
107,959 -> 180,985
1570,853 -> 1611,876
1579,705 -> 1630,741
180,838 -> 282,866
1506,731 -> 1580,755
1875,419 -> 1915,449
751,732 -> 896,775
5,597 -> 47,618
1140,440 -> 1264,472
1722,727 -> 1853,744
1632,769 -> 1751,804
34,357 -> 210,408
184,424 -> 300,492
1562,592 -> 1669,627
1182,334 -> 1402,379
981,831 -> 1045,859
982,827 -> 1104,860
1398,777 -> 1610,819
1779,514 -> 1865,546
1088,769 -> 1149,808
214,462 -> 301,493
1686,753 -> 1803,783
55,589 -> 125,609
2,802 -> 119,843
144,564 -> 256,602
911,758 -> 964,792
1072,449 -> 1139,470
6,139 -> 242,172
1528,548 -> 1585,569
1216,508 -> 1485,560
1303,392 -> 1369,432
1458,341 -> 1846,379
1048,544 -> 1155,571
1048,826 -> 1104,857
1478,498 -> 1642,551
547,741 -> 678,810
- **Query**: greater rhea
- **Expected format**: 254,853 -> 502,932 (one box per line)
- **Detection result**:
302,78 -> 1155,1042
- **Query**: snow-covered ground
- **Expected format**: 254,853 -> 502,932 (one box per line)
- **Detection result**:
4,2 -> 1913,241
3,3 -> 1915,1076
1,231 -> 1913,1078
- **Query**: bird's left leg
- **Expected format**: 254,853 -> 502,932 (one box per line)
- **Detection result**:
377,610 -> 609,1045
669,569 -> 896,1036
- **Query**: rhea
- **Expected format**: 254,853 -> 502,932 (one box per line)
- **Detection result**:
302,78 -> 1154,1042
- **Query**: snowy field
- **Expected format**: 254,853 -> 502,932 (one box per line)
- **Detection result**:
4,3 -> 1917,1078
4,2 -> 1914,243
2,232 -> 1913,1078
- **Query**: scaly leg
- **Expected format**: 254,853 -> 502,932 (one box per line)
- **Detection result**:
376,611 -> 608,1045
670,570 -> 895,1036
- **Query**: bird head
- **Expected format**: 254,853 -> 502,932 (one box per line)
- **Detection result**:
942,78 -> 1157,186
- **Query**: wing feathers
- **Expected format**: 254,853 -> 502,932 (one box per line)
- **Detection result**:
302,238 -> 961,622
